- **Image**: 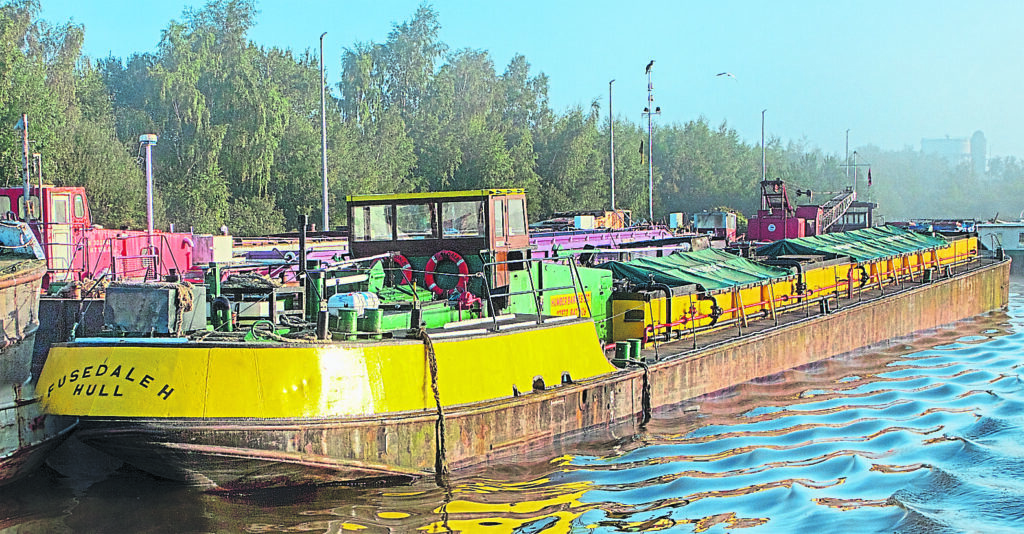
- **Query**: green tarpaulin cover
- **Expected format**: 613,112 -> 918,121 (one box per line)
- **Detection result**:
596,248 -> 791,290
754,225 -> 948,263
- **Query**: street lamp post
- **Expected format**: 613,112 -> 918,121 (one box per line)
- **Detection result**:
139,134 -> 158,249
642,61 -> 660,222
609,79 -> 615,212
320,32 -> 328,233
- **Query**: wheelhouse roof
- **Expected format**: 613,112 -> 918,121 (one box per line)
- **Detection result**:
347,189 -> 526,203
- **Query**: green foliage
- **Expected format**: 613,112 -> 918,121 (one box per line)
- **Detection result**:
229,195 -> 285,235
3,0 -> 1016,237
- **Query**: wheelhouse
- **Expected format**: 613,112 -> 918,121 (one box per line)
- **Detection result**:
0,186 -> 92,279
346,189 -> 531,291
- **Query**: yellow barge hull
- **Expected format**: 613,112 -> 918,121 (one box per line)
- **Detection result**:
38,259 -> 1011,490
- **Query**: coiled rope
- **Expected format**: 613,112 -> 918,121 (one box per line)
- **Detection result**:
173,282 -> 194,337
418,327 -> 450,488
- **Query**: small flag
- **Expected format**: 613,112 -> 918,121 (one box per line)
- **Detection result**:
867,168 -> 872,186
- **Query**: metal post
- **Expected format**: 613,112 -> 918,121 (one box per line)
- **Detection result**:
609,79 -> 615,211
33,153 -> 41,199
320,32 -> 329,232
761,109 -> 767,211
139,134 -> 158,249
20,114 -> 30,219
145,143 -> 153,238
647,69 -> 654,222
761,109 -> 766,183
845,129 -> 850,182
853,151 -> 859,195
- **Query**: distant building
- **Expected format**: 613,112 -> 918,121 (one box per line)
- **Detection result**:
921,130 -> 987,177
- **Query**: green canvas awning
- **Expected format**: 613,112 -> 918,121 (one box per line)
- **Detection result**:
596,248 -> 792,290
755,225 -> 948,263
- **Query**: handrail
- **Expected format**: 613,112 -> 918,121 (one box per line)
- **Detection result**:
478,254 -> 592,330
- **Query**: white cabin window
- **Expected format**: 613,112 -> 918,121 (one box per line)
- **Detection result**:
508,198 -> 527,236
18,196 -> 39,219
494,200 -> 505,238
441,201 -> 485,237
352,205 -> 393,242
396,203 -> 435,240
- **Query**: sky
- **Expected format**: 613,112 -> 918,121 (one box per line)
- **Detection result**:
39,0 -> 1024,159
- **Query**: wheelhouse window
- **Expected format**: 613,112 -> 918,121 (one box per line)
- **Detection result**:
18,196 -> 39,219
352,205 -> 393,242
396,203 -> 436,240
52,196 -> 69,224
0,196 -> 11,217
441,201 -> 485,237
1018,232 -> 1024,247
508,198 -> 527,236
494,199 -> 505,238
74,195 -> 86,218
842,213 -> 866,225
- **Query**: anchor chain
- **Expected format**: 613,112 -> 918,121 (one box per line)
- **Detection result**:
418,327 -> 450,488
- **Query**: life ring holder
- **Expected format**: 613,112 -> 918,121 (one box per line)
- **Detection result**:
376,253 -> 414,285
424,249 -> 469,295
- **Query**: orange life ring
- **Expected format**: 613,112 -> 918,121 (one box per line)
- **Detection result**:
424,249 -> 469,294
377,253 -> 413,285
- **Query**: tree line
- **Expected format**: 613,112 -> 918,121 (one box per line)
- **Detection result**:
0,0 -> 1019,236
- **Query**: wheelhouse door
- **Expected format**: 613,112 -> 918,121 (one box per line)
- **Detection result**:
48,193 -> 74,279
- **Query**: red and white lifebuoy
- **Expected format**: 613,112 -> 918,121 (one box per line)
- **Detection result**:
391,253 -> 414,285
375,253 -> 413,285
424,249 -> 469,294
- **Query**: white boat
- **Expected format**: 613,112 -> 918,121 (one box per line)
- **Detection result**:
0,220 -> 76,486
977,216 -> 1024,274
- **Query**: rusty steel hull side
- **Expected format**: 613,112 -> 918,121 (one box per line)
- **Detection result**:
76,369 -> 648,489
0,384 -> 77,487
76,260 -> 1010,489
646,258 -> 1011,407
0,262 -> 46,385
0,262 -> 78,486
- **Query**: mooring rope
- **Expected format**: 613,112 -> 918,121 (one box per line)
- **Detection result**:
637,360 -> 652,428
418,327 -> 450,488
609,358 -> 653,429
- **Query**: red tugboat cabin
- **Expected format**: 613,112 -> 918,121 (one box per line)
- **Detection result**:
0,186 -> 91,277
0,185 -> 194,287
346,189 -> 530,293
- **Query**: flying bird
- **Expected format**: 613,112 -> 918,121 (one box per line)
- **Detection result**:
645,60 -> 654,74
716,72 -> 736,79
